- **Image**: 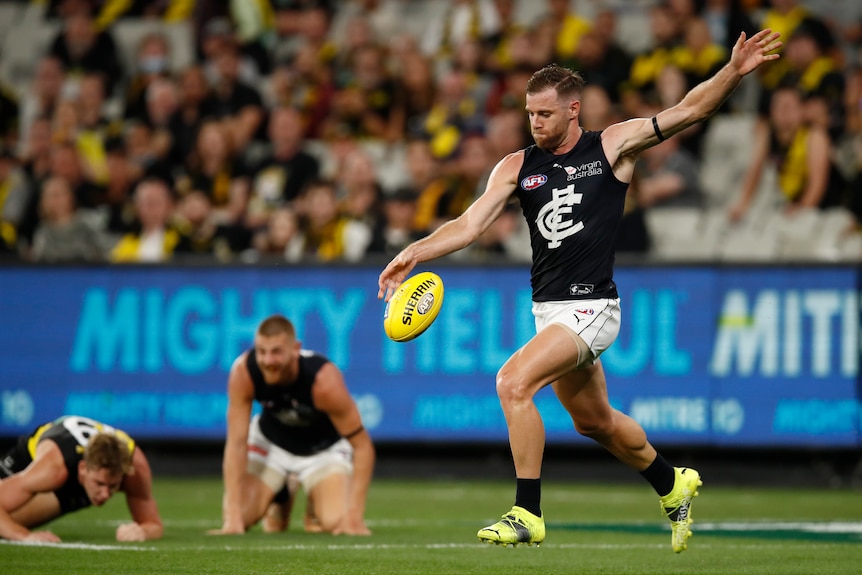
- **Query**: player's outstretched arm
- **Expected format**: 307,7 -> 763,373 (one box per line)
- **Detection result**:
313,363 -> 375,536
119,448 -> 163,541
605,29 -> 782,162
378,151 -> 522,301
208,355 -> 255,535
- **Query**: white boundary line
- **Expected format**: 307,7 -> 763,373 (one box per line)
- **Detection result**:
5,520 -> 857,551
0,540 -> 155,551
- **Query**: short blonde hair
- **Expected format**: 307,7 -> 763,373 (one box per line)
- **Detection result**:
84,433 -> 133,476
257,314 -> 296,339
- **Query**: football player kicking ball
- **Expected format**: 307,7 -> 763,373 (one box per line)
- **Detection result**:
209,314 -> 375,536
0,415 -> 163,542
378,29 -> 782,552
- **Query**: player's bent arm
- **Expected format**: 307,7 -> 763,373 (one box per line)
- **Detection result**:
312,363 -> 375,535
604,29 -> 782,162
214,354 -> 255,534
0,443 -> 67,541
378,152 -> 522,300
119,448 -> 163,541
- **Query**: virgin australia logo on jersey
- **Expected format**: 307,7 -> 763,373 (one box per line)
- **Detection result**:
521,174 -> 547,190
566,161 -> 603,181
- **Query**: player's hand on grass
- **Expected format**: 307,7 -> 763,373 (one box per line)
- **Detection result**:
23,530 -> 61,543
333,516 -> 371,536
116,522 -> 147,542
207,519 -> 246,535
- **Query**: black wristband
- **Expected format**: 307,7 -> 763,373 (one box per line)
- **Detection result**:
652,116 -> 666,142
344,425 -> 365,439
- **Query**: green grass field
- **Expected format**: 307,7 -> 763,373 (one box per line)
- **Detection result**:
3,477 -> 860,575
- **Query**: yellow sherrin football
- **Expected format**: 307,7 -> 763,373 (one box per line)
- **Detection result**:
383,271 -> 444,342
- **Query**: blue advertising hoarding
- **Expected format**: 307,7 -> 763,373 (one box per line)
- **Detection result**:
0,265 -> 859,446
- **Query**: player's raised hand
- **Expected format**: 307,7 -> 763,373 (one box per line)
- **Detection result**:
730,29 -> 782,76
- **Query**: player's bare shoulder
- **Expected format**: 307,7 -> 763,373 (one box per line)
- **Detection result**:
22,440 -> 69,489
493,149 -> 526,180
482,150 -> 526,199
311,361 -> 350,409
229,350 -> 250,373
227,351 -> 253,391
33,434 -> 65,461
314,360 -> 346,391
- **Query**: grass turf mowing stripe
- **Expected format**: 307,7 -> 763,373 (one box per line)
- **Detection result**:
552,521 -> 862,543
2,540 -> 855,553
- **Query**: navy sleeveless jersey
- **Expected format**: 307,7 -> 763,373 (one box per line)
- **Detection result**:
514,130 -> 629,301
246,349 -> 342,456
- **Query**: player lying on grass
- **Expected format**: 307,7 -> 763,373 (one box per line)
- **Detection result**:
0,415 -> 163,542
209,314 -> 375,536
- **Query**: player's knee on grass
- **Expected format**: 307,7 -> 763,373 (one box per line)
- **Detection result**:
305,469 -> 350,533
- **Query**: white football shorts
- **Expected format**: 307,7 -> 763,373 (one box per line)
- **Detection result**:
532,297 -> 622,365
246,414 -> 354,494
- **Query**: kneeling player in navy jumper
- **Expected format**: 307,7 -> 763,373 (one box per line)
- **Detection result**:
378,29 -> 783,552
210,314 -> 375,536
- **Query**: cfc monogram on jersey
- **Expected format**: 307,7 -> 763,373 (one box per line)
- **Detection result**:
536,184 -> 584,249
515,130 -> 629,302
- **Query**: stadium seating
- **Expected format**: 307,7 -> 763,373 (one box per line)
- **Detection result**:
646,207 -> 718,261
0,9 -> 58,87
0,3 -> 22,43
698,113 -> 759,209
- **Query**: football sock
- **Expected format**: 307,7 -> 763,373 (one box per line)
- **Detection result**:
640,453 -> 676,497
514,478 -> 542,517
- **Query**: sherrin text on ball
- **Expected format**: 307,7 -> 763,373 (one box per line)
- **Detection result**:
383,271 -> 444,342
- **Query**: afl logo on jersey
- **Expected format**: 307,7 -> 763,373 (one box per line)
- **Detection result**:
521,174 -> 547,190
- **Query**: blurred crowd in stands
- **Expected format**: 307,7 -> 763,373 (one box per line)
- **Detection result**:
0,0 -> 861,264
